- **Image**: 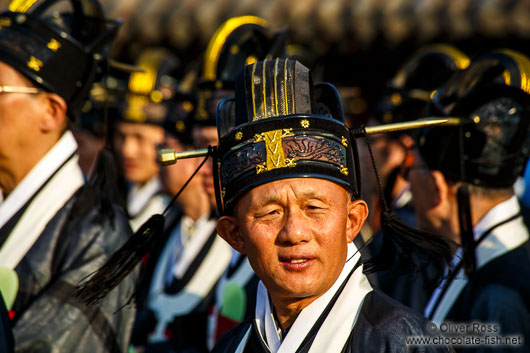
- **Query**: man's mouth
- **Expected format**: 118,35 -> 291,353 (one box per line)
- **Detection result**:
286,258 -> 308,264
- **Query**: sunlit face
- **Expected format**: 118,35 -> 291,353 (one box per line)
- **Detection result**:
0,62 -> 44,191
113,122 -> 164,184
192,125 -> 219,208
223,178 -> 367,303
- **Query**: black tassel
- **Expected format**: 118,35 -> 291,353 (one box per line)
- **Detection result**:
457,185 -> 476,277
74,214 -> 165,305
364,210 -> 454,281
360,127 -> 453,282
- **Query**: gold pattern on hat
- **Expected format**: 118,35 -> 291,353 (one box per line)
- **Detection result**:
8,0 -> 37,13
341,136 -> 348,147
254,128 -> 295,174
47,39 -> 61,52
235,131 -> 243,141
27,56 -> 42,71
0,18 -> 12,30
301,119 -> 309,128
340,165 -> 349,176
251,62 -> 257,120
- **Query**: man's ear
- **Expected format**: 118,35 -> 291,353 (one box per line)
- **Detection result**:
346,199 -> 369,243
39,92 -> 67,133
430,170 -> 449,206
217,216 -> 247,254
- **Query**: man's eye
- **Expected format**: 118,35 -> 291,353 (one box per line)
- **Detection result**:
255,209 -> 279,218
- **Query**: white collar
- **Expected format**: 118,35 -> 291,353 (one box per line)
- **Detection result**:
255,242 -> 364,353
0,131 -> 78,229
424,195 -> 528,320
127,176 -> 162,217
474,195 -> 520,241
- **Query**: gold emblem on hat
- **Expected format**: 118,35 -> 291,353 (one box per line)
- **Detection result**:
235,131 -> 243,141
27,56 -> 43,71
47,38 -> 61,52
342,136 -> 348,147
0,18 -> 12,30
301,119 -> 310,128
254,128 -> 296,174
340,165 -> 349,176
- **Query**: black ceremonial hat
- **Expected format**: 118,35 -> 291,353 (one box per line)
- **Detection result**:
215,58 -> 360,213
120,48 -> 180,126
0,0 -> 121,117
194,15 -> 283,126
162,91 -> 195,146
418,49 -> 530,188
375,44 -> 469,126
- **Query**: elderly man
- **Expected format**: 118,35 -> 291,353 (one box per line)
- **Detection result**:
211,58 -> 449,352
409,50 -> 530,352
0,0 -> 135,351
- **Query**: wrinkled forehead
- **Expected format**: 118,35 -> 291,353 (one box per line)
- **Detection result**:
235,177 -> 351,211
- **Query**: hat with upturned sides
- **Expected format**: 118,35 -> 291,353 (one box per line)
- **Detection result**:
162,91 -> 196,146
417,49 -> 530,276
215,58 -> 360,214
193,15 -> 286,126
418,49 -> 530,189
0,0 -> 121,118
73,57 -> 455,305
119,47 -> 181,126
375,44 -> 470,127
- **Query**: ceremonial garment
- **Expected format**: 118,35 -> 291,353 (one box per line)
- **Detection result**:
213,244 -> 450,353
0,132 -> 136,352
425,196 -> 530,352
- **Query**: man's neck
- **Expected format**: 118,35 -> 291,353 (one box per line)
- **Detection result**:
446,192 -> 513,253
271,295 -> 318,331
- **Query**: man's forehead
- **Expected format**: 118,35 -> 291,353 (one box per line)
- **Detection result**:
244,178 -> 350,204
192,126 -> 218,146
0,61 -> 31,84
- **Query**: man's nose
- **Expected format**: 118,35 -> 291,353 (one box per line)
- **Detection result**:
277,208 -> 311,245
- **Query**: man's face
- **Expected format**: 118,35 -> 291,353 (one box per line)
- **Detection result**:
0,62 -> 44,190
222,178 -> 367,304
407,150 -> 445,233
192,125 -> 219,208
113,122 -> 164,184
160,134 -> 200,196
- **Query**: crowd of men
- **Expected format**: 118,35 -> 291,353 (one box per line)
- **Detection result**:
0,1 -> 528,353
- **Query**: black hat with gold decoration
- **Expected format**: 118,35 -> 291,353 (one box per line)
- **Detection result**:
375,44 -> 470,127
194,15 -> 286,126
0,0 -> 121,117
417,49 -> 530,276
215,58 -> 360,213
419,49 -> 530,189
73,57 -> 454,305
119,47 -> 180,126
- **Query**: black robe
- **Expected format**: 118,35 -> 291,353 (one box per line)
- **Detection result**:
0,158 -> 136,353
213,290 -> 452,353
132,208 -> 232,353
445,241 -> 530,353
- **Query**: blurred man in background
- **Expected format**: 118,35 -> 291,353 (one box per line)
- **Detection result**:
410,50 -> 530,352
113,48 -> 175,231
0,0 -> 135,351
